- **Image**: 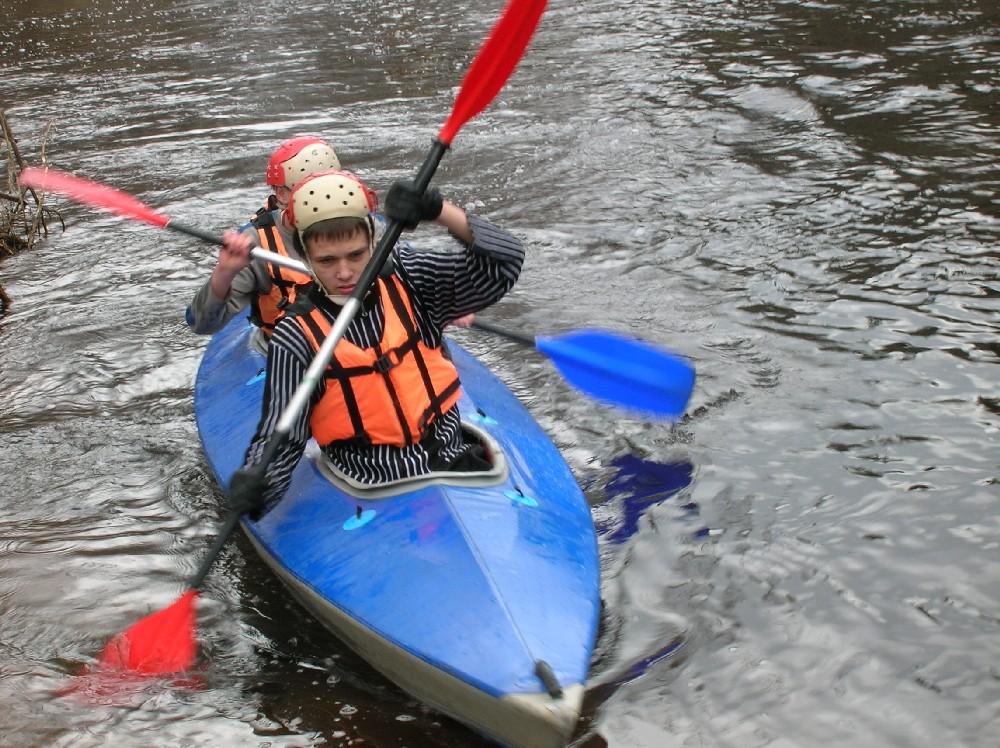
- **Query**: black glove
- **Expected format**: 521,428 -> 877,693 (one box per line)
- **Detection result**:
385,180 -> 443,230
227,464 -> 269,518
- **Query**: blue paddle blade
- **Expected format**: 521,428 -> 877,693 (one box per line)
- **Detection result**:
534,330 -> 695,419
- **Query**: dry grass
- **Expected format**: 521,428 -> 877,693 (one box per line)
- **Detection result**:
1,108 -> 63,312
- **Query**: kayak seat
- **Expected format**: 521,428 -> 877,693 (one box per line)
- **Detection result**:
313,419 -> 509,500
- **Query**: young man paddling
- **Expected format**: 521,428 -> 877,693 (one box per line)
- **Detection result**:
232,170 -> 523,513
186,135 -> 347,337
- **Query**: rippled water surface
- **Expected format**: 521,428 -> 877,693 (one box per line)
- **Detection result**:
2,0 -> 998,745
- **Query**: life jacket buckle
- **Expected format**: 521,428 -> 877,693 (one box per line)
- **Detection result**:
373,349 -> 401,374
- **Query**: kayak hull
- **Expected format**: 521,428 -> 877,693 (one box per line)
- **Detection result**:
194,316 -> 600,747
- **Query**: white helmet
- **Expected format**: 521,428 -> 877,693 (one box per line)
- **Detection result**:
287,170 -> 377,237
288,170 -> 380,301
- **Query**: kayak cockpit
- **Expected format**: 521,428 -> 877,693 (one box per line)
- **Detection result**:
313,420 -> 509,499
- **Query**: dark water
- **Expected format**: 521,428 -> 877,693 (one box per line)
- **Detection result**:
2,0 -> 998,745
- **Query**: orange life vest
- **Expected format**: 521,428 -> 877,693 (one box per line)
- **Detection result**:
295,276 -> 462,448
249,210 -> 313,335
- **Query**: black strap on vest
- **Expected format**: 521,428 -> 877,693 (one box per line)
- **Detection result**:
282,293 -> 316,319
299,311 -> 369,446
250,210 -> 303,330
372,338 -> 414,447
382,278 -> 459,430
252,206 -> 273,226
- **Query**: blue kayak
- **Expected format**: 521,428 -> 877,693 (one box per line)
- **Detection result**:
193,314 -> 601,747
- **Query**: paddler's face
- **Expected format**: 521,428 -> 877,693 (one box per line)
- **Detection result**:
272,185 -> 293,209
306,227 -> 372,297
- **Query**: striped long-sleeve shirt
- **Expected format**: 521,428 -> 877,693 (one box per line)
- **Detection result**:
243,213 -> 524,508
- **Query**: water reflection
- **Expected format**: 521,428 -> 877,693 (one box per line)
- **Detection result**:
593,453 -> 695,545
575,452 -> 698,746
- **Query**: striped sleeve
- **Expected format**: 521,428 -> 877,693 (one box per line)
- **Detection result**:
396,213 -> 524,331
241,317 -> 321,508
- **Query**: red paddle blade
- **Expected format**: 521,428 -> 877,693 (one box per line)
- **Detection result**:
18,166 -> 171,228
438,0 -> 548,145
92,590 -> 199,674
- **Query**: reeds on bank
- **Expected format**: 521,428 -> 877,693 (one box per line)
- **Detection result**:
1,108 -> 63,313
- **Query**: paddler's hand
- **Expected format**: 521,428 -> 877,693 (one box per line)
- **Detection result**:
210,230 -> 254,300
385,180 -> 443,230
218,230 -> 253,274
448,313 -> 475,328
227,464 -> 269,519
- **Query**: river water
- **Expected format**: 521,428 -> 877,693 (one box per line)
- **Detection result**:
1,0 -> 997,745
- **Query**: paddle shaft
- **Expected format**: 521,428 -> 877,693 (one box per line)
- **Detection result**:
186,424 -> 291,589
167,219 -> 219,244
168,219 -> 309,273
188,510 -> 242,589
471,319 -> 535,347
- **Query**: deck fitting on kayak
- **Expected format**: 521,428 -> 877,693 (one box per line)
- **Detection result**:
471,407 -> 498,426
505,488 -> 538,508
343,508 -> 376,531
534,660 -> 563,698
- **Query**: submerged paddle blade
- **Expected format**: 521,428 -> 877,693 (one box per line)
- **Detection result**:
18,167 -> 170,228
535,330 -> 695,419
438,0 -> 548,145
93,590 -> 198,674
